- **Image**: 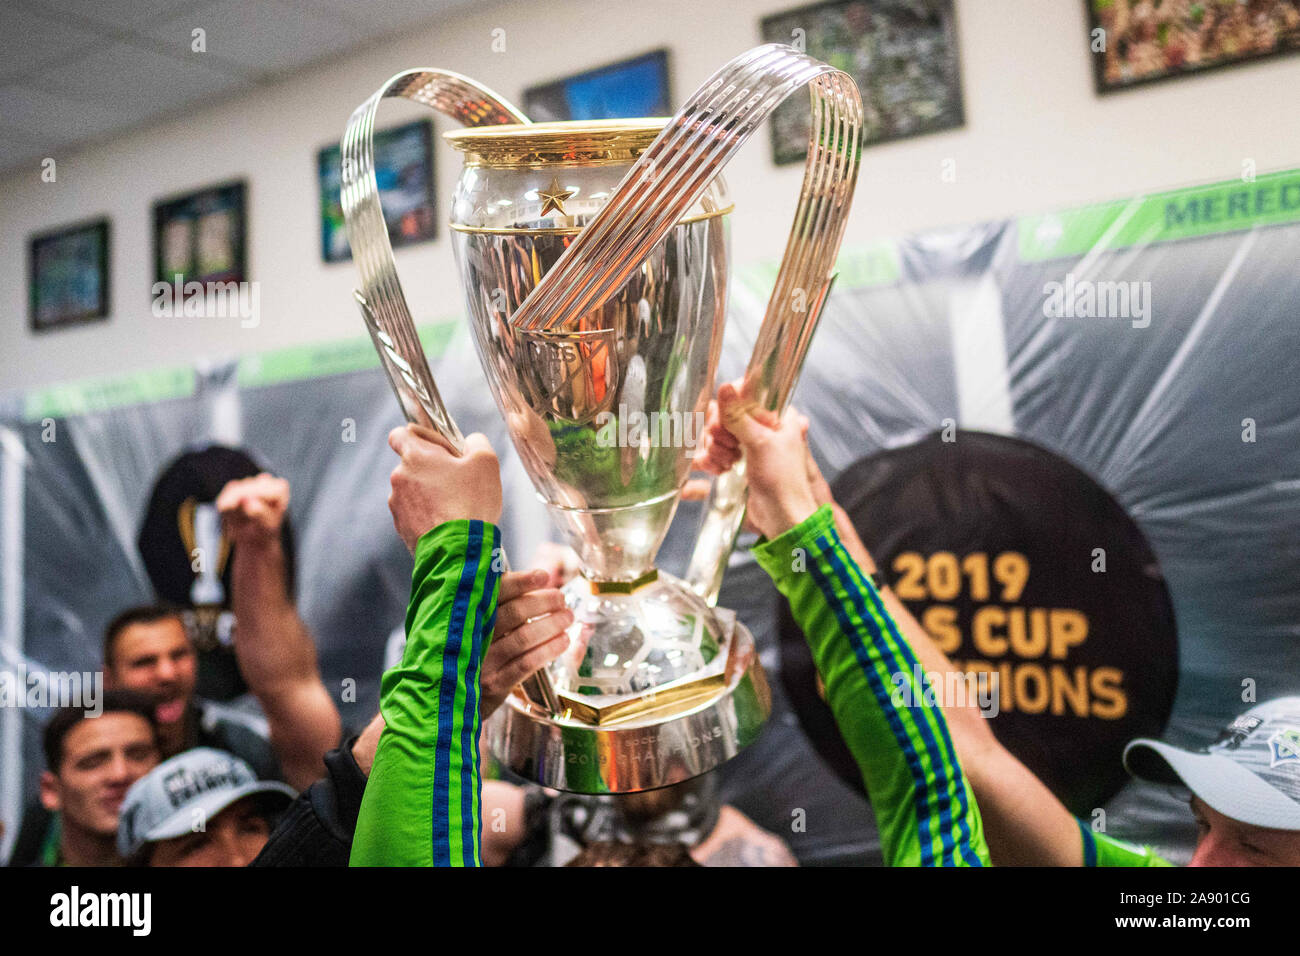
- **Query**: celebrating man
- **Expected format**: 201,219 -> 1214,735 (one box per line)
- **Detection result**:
104,473 -> 341,791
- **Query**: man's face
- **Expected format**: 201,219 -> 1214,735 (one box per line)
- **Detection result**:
106,618 -> 196,726
1188,795 -> 1300,866
40,713 -> 159,837
147,797 -> 271,867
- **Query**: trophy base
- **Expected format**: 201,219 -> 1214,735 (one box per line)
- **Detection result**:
486,585 -> 771,793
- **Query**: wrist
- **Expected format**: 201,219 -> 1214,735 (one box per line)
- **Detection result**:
750,504 -> 837,577
231,533 -> 283,561
766,492 -> 819,539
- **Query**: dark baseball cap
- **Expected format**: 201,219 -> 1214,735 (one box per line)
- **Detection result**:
117,747 -> 295,858
1124,697 -> 1300,831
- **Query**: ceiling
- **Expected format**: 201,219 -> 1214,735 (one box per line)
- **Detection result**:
0,0 -> 479,175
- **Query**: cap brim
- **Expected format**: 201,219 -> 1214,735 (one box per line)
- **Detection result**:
1124,739 -> 1300,831
138,780 -> 296,850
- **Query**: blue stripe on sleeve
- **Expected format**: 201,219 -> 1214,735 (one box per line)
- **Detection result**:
835,543 -> 984,867
457,521 -> 496,866
806,547 -> 938,866
432,526 -> 481,867
818,535 -> 973,867
1079,819 -> 1098,867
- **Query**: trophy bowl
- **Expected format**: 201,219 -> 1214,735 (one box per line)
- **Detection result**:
445,119 -> 770,793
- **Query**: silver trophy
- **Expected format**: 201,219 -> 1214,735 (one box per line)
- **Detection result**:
343,45 -> 861,793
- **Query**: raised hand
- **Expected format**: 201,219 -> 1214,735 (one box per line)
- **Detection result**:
217,473 -> 290,547
387,426 -> 503,552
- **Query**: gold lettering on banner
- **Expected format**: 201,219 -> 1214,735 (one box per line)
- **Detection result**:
893,550 -> 1129,720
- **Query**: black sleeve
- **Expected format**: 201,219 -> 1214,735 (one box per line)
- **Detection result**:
6,801 -> 54,867
250,735 -> 367,867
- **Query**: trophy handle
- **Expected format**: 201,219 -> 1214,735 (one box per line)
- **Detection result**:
341,69 -> 530,453
342,71 -> 564,715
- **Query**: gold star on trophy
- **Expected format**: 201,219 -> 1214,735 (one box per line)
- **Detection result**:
538,176 -> 574,217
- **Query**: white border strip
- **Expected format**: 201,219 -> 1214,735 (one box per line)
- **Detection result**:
0,426 -> 26,863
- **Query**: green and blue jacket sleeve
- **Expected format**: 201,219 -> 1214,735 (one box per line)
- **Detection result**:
1079,820 -> 1174,867
349,519 -> 502,867
752,505 -> 990,867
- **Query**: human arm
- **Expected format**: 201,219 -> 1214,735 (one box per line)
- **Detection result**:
349,428 -> 503,867
350,517 -> 501,866
775,441 -> 1084,866
256,552 -> 573,871
753,504 -> 988,866
700,385 -> 987,866
218,474 -> 342,792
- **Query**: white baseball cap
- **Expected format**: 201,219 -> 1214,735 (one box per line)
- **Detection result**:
117,747 -> 295,858
1124,697 -> 1300,831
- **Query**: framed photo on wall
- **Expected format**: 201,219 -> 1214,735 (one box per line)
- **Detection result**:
761,0 -> 965,165
523,49 -> 672,122
317,120 -> 436,263
153,181 -> 247,290
1087,0 -> 1300,93
28,218 -> 111,333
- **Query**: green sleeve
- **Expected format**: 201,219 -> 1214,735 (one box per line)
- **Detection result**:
752,506 -> 990,867
349,519 -> 502,867
1079,820 -> 1174,867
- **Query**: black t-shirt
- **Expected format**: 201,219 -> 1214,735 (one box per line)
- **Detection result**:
191,698 -> 282,781
250,737 -> 366,867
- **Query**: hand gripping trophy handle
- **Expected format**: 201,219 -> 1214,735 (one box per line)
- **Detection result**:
341,47 -> 862,712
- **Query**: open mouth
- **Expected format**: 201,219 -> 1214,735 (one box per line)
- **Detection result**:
155,698 -> 186,724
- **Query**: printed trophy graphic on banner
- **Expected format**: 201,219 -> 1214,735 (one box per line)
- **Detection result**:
341,44 -> 862,793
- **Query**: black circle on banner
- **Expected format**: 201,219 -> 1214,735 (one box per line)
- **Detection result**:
777,430 -> 1178,816
137,445 -> 297,702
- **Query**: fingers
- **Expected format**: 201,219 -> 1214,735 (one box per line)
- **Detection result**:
462,432 -> 496,460
215,479 -> 241,513
390,424 -> 461,459
717,383 -> 771,446
485,627 -> 569,690
681,478 -> 712,501
491,606 -> 573,660
497,568 -> 548,606
215,473 -> 288,518
240,497 -> 272,525
692,420 -> 742,476
709,416 -> 740,452
482,599 -> 573,711
494,587 -> 567,636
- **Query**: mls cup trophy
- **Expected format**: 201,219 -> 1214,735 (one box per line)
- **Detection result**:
342,45 -> 861,793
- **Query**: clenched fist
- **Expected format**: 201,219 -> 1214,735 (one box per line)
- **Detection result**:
217,473 -> 290,548
387,426 -> 503,552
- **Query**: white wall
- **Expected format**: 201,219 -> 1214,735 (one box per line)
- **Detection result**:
3,0 -> 1300,393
